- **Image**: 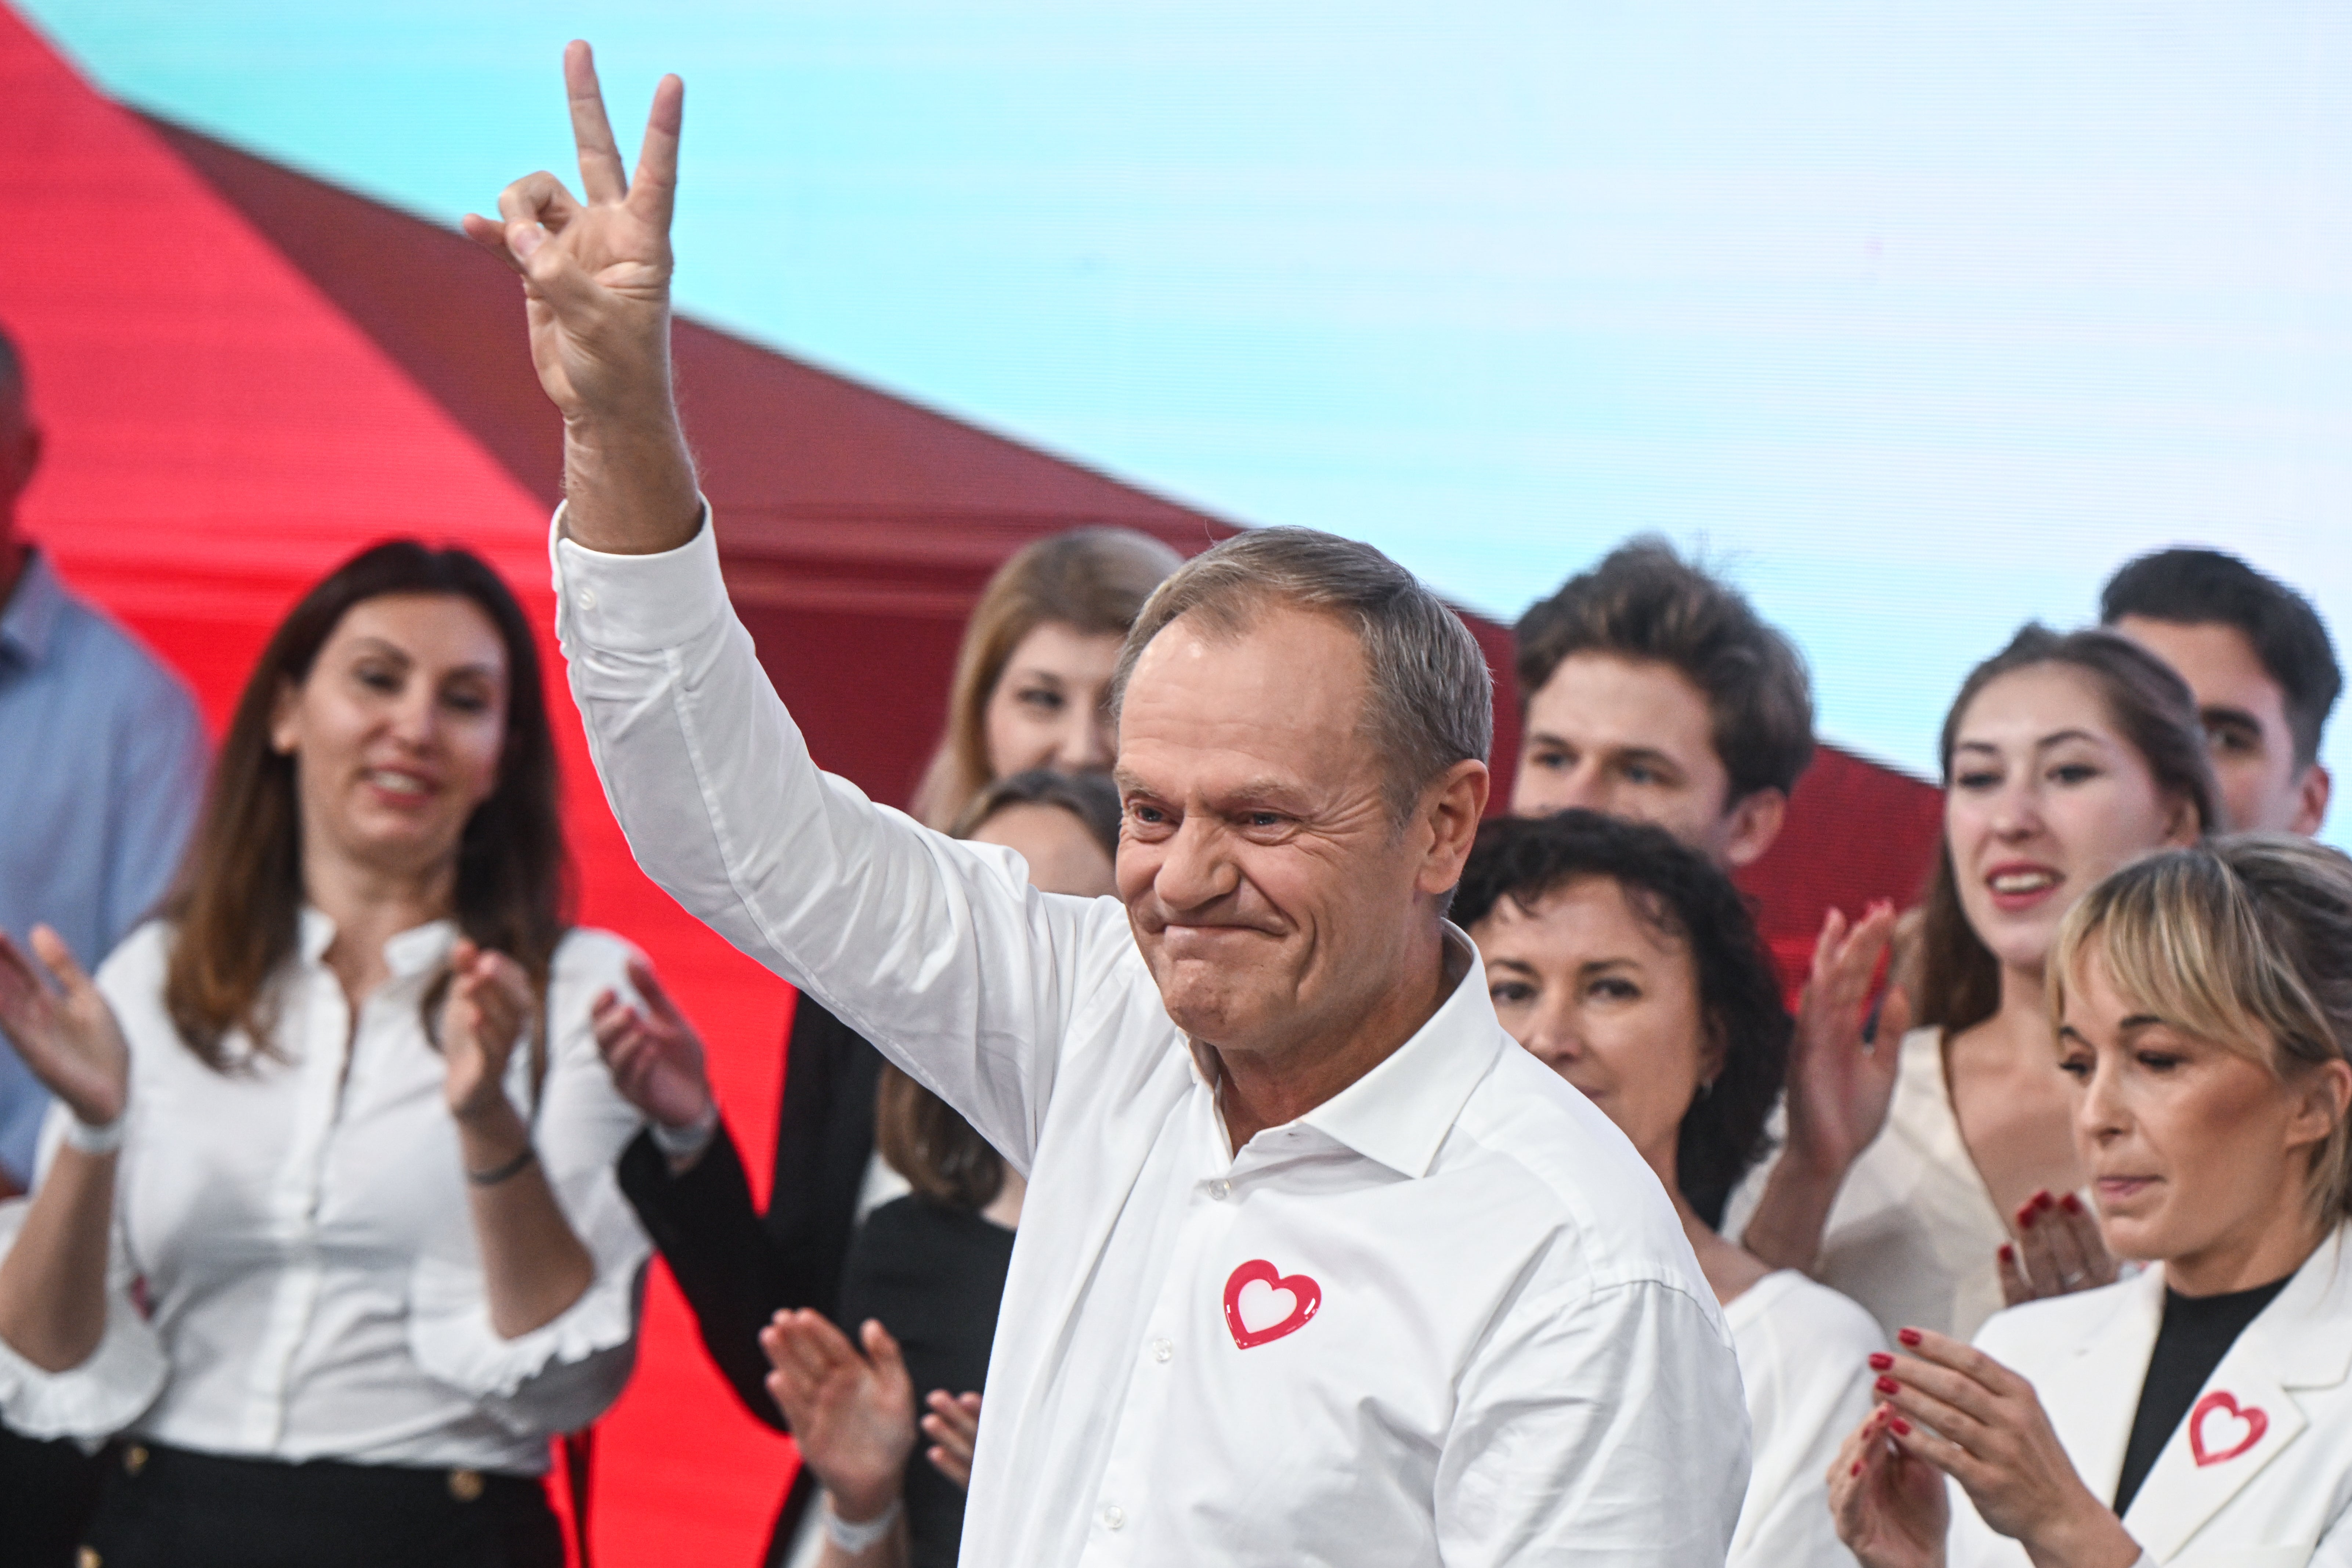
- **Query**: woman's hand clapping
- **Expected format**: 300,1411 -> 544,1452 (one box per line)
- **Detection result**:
590,958 -> 713,1134
920,1390 -> 983,1490
1786,902 -> 1913,1178
1835,1329 -> 2143,1568
761,1309 -> 918,1528
0,926 -> 129,1129
438,939 -> 536,1128
1998,1190 -> 2120,1308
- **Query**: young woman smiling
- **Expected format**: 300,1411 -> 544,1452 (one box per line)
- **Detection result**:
1458,809 -> 1883,1568
1832,836 -> 2352,1567
1737,626 -> 2216,1341
0,544 -> 651,1568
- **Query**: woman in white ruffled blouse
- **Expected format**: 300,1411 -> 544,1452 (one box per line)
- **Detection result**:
0,541 -> 650,1568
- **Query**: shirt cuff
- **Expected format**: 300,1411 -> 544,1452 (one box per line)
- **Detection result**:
405,1183 -> 651,1418
548,498 -> 733,654
0,1202 -> 168,1441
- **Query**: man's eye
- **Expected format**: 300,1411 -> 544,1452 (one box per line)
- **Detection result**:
1248,813 -> 1282,828
2209,729 -> 2258,756
1531,750 -> 1570,772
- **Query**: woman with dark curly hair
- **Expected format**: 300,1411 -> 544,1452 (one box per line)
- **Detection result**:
1457,808 -> 1882,1568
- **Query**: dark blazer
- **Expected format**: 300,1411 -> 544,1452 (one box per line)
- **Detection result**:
615,997 -> 884,1562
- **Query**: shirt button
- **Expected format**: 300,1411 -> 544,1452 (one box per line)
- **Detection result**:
575,587 -> 598,611
1209,1179 -> 1230,1200
1102,1504 -> 1126,1530
1151,1338 -> 1174,1363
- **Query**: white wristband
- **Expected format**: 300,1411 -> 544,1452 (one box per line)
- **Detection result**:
648,1101 -> 719,1162
63,1109 -> 126,1156
822,1496 -> 901,1554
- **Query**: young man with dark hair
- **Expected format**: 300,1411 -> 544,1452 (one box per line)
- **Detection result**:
1511,538 -> 1815,868
2102,547 -> 2340,835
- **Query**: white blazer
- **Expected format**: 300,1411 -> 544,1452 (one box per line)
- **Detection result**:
1950,1227 -> 2352,1568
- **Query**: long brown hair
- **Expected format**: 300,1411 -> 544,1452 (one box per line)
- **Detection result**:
163,542 -> 570,1069
1914,624 -> 2216,1034
908,528 -> 1181,829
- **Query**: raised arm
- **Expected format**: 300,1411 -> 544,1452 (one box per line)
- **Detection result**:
474,47 -> 1117,1166
461,41 -> 699,553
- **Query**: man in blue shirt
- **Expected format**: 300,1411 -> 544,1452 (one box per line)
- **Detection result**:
0,329 -> 207,1567
0,327 -> 208,1195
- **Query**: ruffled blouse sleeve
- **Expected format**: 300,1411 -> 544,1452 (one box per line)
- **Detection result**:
405,929 -> 653,1437
0,1116 -> 169,1441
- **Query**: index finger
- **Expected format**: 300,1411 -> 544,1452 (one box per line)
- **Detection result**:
628,73 -> 685,234
564,40 -> 629,205
1894,1326 -> 2025,1397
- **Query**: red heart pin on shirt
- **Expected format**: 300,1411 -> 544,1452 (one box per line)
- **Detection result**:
1223,1259 -> 1322,1350
2189,1391 -> 2268,1466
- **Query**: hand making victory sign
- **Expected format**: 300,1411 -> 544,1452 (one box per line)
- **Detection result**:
462,42 -> 701,553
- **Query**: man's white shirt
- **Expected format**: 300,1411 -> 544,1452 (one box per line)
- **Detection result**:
552,513 -> 1750,1567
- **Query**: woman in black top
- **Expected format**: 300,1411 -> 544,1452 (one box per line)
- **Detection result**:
755,771 -> 1119,1568
1830,835 -> 2352,1567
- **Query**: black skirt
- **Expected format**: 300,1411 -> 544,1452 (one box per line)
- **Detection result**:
78,1442 -> 565,1568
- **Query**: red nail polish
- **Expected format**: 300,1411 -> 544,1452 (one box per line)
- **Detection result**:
1850,1460 -> 1863,1476
2035,1190 -> 2056,1212
1998,1243 -> 2016,1263
2017,1204 -> 2037,1230
1868,1352 -> 1894,1371
1875,1374 -> 1900,1395
2059,1192 -> 2082,1214
1890,1417 -> 1912,1436
1898,1328 -> 1923,1347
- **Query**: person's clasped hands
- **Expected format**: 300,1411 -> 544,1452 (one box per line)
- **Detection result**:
1829,1327 -> 2144,1568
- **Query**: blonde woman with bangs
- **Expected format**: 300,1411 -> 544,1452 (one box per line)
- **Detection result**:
1831,835 -> 2352,1568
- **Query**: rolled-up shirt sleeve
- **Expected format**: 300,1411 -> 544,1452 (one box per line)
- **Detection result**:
1438,1271 -> 1750,1566
0,1124 -> 169,1442
551,509 -> 1107,1168
407,931 -> 653,1436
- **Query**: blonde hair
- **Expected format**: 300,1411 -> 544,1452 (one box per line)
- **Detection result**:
2051,834 -> 2352,1222
909,528 -> 1182,830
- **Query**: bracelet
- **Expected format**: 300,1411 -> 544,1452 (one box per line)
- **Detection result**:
648,1101 -> 720,1162
466,1144 -> 538,1186
821,1496 -> 901,1554
63,1110 -> 126,1156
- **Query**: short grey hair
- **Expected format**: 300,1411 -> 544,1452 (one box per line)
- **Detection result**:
1109,527 -> 1494,819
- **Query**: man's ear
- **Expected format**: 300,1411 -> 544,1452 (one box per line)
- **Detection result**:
1417,759 -> 1491,896
2293,763 -> 2331,838
1716,788 -> 1788,870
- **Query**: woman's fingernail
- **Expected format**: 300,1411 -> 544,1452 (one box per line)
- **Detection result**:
2059,1192 -> 2082,1214
1869,1352 -> 1894,1371
1875,1374 -> 1900,1395
1898,1328 -> 1923,1347
2035,1190 -> 2056,1211
2018,1204 -> 2037,1229
1890,1417 -> 1912,1436
1850,1460 -> 1863,1475
1998,1243 -> 2016,1263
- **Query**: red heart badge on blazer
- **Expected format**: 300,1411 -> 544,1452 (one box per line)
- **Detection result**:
2189,1391 -> 2268,1466
1223,1259 -> 1322,1349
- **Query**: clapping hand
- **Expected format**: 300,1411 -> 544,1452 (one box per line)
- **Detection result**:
590,958 -> 713,1133
0,927 -> 129,1129
439,939 -> 535,1127
1786,902 -> 1913,1177
1998,1189 -> 2120,1307
1839,1329 -> 2141,1568
920,1391 -> 983,1489
761,1310 -> 918,1525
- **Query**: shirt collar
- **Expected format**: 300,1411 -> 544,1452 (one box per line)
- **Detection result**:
1292,925 -> 1504,1179
299,906 -> 463,978
0,550 -> 66,669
